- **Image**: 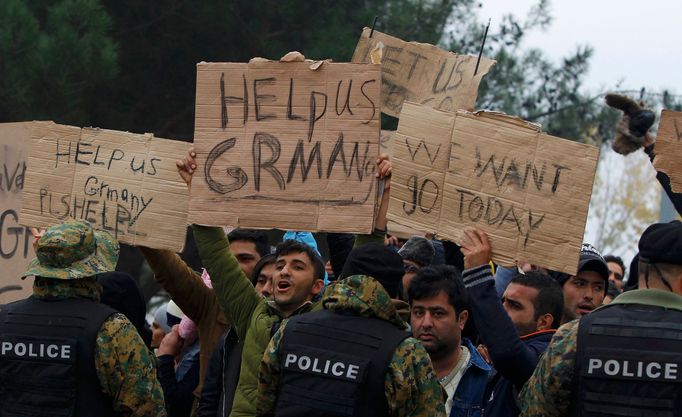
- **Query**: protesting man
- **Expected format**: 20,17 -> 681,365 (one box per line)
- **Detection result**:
177,149 -> 393,417
460,228 -> 564,417
257,243 -> 446,417
520,221 -> 682,417
0,220 -> 165,417
409,265 -> 491,417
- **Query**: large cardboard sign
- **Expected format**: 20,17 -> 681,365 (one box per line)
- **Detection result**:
190,60 -> 381,233
0,123 -> 36,304
352,28 -> 495,117
21,122 -> 190,251
388,103 -> 599,274
654,109 -> 682,193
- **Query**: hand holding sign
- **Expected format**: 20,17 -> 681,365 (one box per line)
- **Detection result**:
176,149 -> 197,189
459,228 -> 493,270
388,103 -> 599,275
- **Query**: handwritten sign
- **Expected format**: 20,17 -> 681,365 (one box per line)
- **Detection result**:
0,123 -> 36,304
21,122 -> 190,251
388,102 -> 599,274
189,60 -> 381,233
653,109 -> 682,193
352,28 -> 495,117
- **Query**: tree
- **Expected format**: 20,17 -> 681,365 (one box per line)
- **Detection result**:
0,0 -> 118,124
585,146 -> 660,259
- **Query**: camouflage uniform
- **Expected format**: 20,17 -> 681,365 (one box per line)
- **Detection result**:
18,221 -> 166,417
518,319 -> 579,417
33,278 -> 167,417
520,288 -> 682,417
257,275 -> 446,417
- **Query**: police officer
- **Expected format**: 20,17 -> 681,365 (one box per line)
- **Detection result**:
256,243 -> 446,417
519,221 -> 682,417
0,220 -> 166,417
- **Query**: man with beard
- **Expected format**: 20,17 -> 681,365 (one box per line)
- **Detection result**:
520,223 -> 682,416
459,228 -> 564,417
408,265 -> 491,417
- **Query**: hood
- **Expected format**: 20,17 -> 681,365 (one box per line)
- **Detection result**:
322,275 -> 407,329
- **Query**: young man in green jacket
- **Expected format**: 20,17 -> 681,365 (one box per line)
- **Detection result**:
176,150 -> 392,417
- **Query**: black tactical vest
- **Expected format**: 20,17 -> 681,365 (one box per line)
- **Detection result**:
0,296 -> 118,417
574,302 -> 682,417
274,309 -> 409,417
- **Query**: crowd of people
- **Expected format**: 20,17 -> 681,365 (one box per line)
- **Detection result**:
0,118 -> 681,417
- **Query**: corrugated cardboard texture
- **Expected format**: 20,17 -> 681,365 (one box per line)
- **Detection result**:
21,122 -> 190,251
653,109 -> 682,193
352,28 -> 495,117
388,102 -> 599,275
190,60 -> 381,233
0,122 -> 36,304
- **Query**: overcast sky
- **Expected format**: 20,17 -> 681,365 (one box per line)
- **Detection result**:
478,0 -> 679,262
478,0 -> 682,94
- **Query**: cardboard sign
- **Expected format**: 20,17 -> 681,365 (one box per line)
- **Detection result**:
352,28 -> 495,117
388,102 -> 599,274
380,130 -> 396,155
21,122 -> 190,251
654,109 -> 682,193
190,60 -> 381,233
0,123 -> 36,304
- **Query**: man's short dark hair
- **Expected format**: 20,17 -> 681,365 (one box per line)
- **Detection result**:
510,272 -> 564,329
250,253 -> 277,285
228,229 -> 270,257
275,240 -> 325,280
407,265 -> 469,315
604,255 -> 626,279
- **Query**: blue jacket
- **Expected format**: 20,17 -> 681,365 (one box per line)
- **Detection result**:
450,338 -> 492,417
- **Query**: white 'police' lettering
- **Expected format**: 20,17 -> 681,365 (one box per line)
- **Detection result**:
1,341 -> 72,360
284,353 -> 361,380
587,358 -> 678,380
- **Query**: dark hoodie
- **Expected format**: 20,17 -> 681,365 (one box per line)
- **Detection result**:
97,271 -> 152,348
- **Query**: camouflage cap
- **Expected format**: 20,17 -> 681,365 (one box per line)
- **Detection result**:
22,220 -> 119,280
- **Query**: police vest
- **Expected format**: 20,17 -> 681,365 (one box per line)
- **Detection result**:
274,309 -> 409,417
0,296 -> 118,417
574,302 -> 682,417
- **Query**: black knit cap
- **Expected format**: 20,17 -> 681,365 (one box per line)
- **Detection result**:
638,221 -> 682,265
550,243 -> 609,294
339,243 -> 404,298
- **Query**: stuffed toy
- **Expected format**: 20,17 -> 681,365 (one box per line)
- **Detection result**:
605,93 -> 656,155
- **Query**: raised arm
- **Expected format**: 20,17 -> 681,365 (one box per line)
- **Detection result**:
460,229 -> 544,387
177,149 -> 263,341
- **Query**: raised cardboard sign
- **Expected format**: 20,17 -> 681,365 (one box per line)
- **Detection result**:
388,102 -> 599,274
0,123 -> 36,304
21,122 -> 190,251
654,109 -> 682,193
352,28 -> 495,117
190,60 -> 381,233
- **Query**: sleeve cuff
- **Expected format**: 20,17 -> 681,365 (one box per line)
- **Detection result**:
462,264 -> 494,288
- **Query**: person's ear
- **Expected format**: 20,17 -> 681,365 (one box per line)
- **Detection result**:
536,313 -> 554,331
311,278 -> 325,295
457,310 -> 469,331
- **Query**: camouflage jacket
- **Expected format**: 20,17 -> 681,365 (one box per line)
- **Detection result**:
33,277 -> 166,417
257,275 -> 446,417
519,289 -> 682,417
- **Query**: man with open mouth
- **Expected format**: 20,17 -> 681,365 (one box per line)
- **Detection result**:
551,243 -> 609,324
